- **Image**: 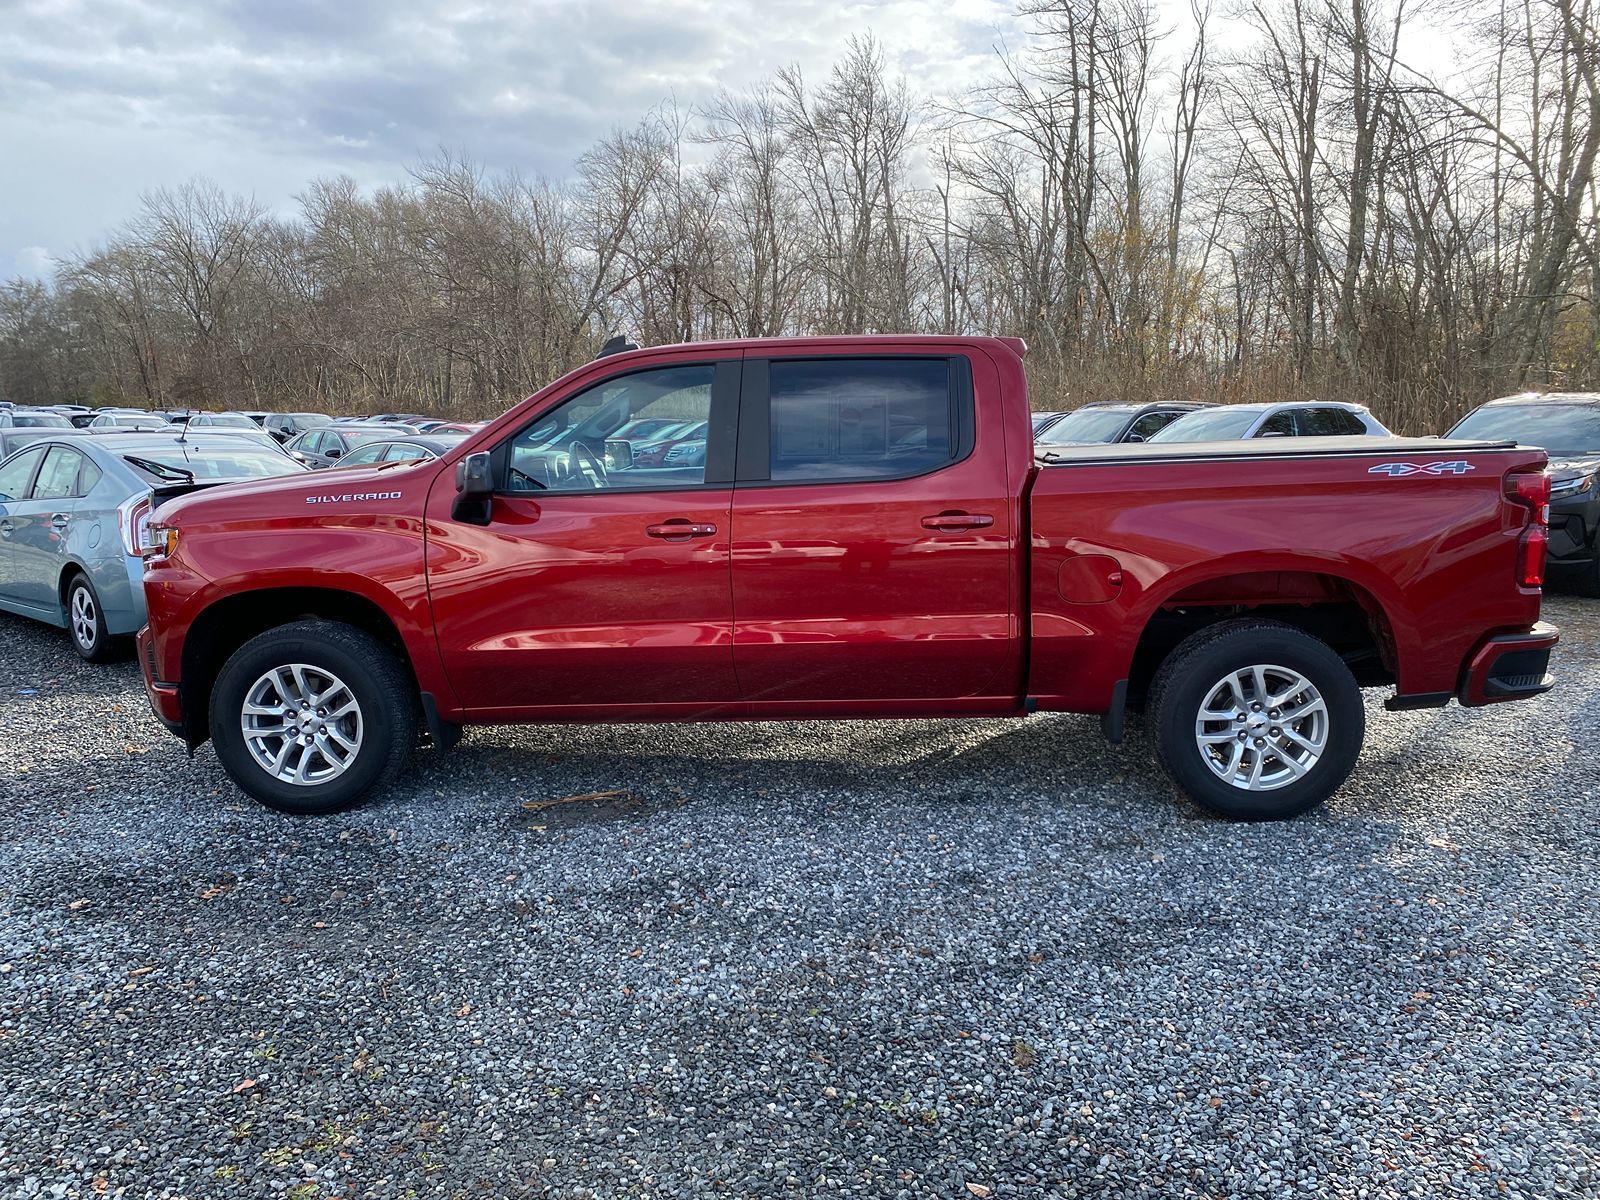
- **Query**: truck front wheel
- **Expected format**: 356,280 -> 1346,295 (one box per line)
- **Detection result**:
1148,620 -> 1364,820
209,620 -> 418,814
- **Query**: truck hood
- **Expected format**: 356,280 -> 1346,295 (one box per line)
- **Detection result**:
156,462 -> 430,524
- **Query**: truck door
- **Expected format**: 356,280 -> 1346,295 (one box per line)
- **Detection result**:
729,352 -> 1018,704
425,356 -> 742,716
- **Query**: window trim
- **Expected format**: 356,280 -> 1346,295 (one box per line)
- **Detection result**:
734,354 -> 976,488
488,358 -> 739,497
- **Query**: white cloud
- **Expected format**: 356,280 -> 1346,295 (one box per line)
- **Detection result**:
0,0 -> 1022,277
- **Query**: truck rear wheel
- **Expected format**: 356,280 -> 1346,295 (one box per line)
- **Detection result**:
209,620 -> 417,814
1148,620 -> 1364,820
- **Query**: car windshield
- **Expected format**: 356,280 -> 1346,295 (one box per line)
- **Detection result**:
15,412 -> 72,428
122,445 -> 302,481
206,414 -> 258,429
1448,403 -> 1600,457
1036,408 -> 1136,445
1147,408 -> 1263,442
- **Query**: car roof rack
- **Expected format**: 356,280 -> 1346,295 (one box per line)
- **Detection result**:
595,334 -> 639,360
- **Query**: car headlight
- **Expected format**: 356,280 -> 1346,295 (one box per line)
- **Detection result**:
1549,472 -> 1595,498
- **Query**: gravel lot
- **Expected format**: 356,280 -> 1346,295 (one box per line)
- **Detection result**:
2,597 -> 1597,1200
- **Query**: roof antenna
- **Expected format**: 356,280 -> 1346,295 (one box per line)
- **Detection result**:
594,334 -> 638,360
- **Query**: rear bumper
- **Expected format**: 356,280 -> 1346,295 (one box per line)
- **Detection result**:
137,624 -> 186,736
1457,621 -> 1558,707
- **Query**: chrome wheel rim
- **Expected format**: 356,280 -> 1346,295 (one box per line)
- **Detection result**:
240,664 -> 363,786
70,586 -> 96,649
1195,664 -> 1328,792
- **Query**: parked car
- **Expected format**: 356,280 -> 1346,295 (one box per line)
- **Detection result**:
1447,391 -> 1600,595
368,412 -> 430,425
283,423 -> 422,468
1034,401 -> 1207,451
1032,411 -> 1071,437
185,412 -> 264,431
330,433 -> 470,468
140,335 -> 1555,822
0,432 -> 307,661
89,412 -> 170,431
0,409 -> 74,430
263,412 -> 333,443
1148,402 -> 1389,443
235,411 -> 272,427
431,422 -> 488,435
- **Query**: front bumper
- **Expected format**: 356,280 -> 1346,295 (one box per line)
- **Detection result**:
1457,621 -> 1558,707
137,624 -> 185,736
1547,498 -> 1597,562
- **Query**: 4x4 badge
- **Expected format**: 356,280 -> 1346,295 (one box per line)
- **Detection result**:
1368,461 -> 1475,477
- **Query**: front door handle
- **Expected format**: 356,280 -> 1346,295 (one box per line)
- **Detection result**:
0,520 -> 12,537
921,511 -> 995,531
51,513 -> 71,529
646,520 -> 718,540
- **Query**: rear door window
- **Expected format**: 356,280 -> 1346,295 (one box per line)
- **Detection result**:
1298,408 -> 1367,436
759,358 -> 960,482
33,446 -> 89,500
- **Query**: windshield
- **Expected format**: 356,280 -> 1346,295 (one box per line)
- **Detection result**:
205,414 -> 258,429
1036,408 -> 1136,445
123,446 -> 303,481
1447,403 -> 1600,457
1147,408 -> 1262,442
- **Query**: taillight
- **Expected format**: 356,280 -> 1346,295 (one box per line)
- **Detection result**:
117,495 -> 152,556
1506,471 -> 1551,589
1506,472 -> 1551,524
1519,525 -> 1549,588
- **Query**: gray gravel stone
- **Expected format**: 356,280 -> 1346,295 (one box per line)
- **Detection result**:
0,597 -> 1596,1198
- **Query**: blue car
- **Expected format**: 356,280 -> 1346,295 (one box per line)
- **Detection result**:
0,431 -> 307,661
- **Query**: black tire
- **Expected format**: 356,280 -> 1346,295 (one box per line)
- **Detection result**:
209,619 -> 418,815
1148,619 -> 1364,821
65,572 -> 123,663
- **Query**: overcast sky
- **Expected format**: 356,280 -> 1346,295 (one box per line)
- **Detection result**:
0,0 -> 1025,281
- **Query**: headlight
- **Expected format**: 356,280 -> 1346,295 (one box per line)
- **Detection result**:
1549,472 -> 1595,498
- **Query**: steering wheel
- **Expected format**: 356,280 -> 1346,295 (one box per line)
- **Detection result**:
567,440 -> 609,489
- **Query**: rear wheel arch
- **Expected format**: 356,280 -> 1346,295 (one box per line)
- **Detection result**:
1121,566 -> 1402,707
180,587 -> 420,743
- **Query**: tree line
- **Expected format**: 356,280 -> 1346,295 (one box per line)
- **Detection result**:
1,0 -> 1595,433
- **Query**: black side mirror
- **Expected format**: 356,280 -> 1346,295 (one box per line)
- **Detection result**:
453,451 -> 494,525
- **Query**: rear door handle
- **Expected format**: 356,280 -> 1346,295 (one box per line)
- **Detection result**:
0,520 -> 12,537
921,512 -> 995,531
646,521 -> 718,540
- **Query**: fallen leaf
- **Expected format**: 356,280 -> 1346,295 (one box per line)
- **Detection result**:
1426,836 -> 1462,852
456,1002 -> 473,1018
966,1185 -> 991,1198
232,1079 -> 258,1094
67,898 -> 91,911
128,966 -> 155,978
91,1178 -> 108,1195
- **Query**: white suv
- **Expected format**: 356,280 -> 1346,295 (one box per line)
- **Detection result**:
1148,402 -> 1389,443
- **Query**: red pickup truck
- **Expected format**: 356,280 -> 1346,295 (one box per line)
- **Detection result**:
137,336 -> 1557,821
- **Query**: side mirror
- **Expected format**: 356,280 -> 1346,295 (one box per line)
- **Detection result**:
456,451 -> 493,495
324,446 -> 342,458
453,451 -> 494,526
1127,433 -> 1145,443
